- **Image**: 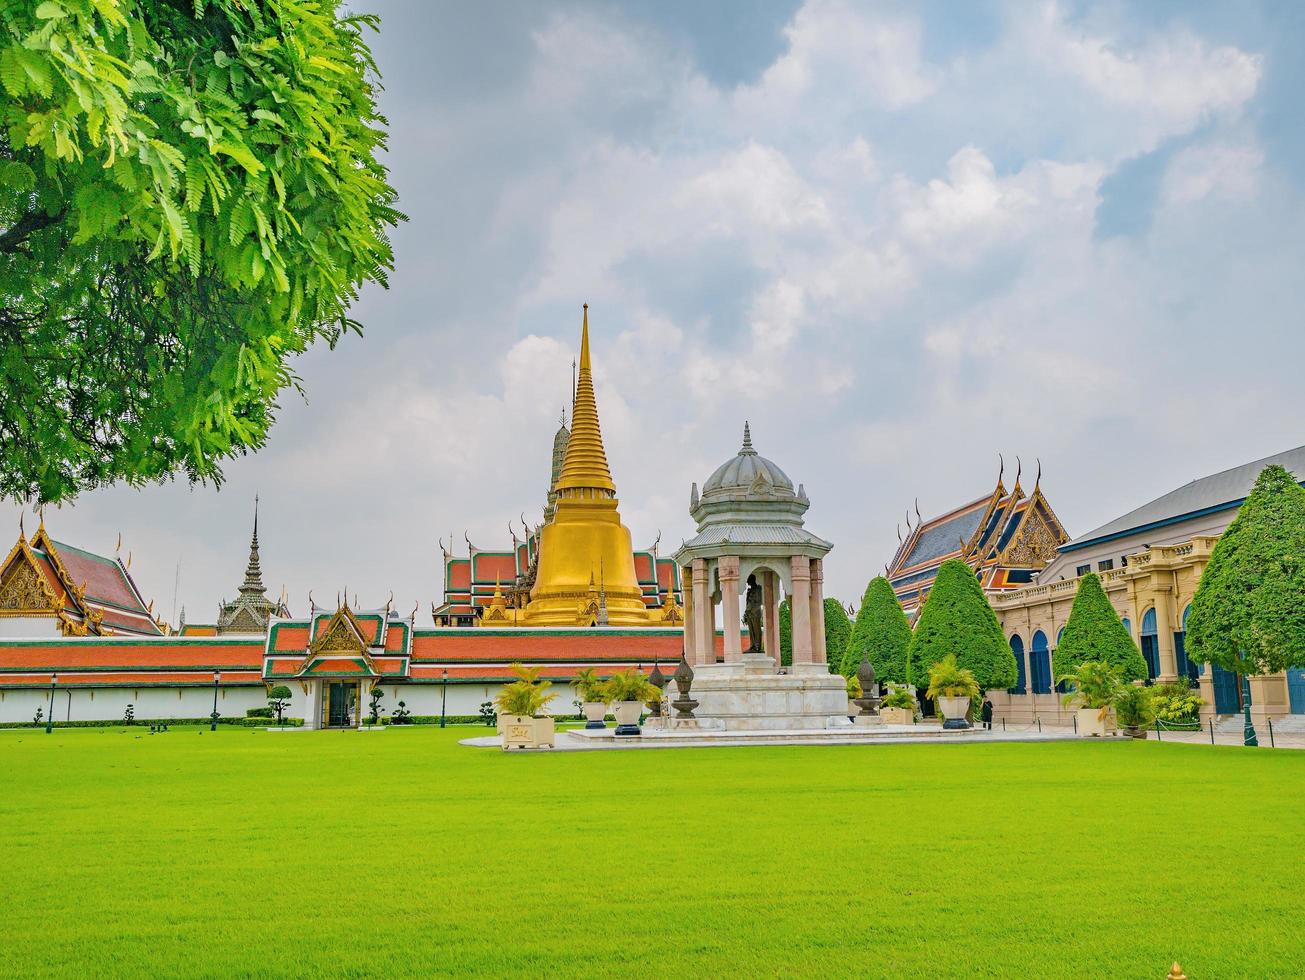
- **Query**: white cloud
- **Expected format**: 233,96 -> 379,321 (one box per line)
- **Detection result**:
1163,141 -> 1263,205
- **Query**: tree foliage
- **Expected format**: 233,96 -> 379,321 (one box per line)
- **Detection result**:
1052,573 -> 1147,683
908,559 -> 1016,690
1187,465 -> 1305,676
841,576 -> 912,682
1,0 -> 402,502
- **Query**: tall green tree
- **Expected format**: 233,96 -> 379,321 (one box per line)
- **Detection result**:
908,559 -> 1016,690
1052,573 -> 1147,682
1187,465 -> 1305,677
778,596 -> 852,671
1,0 -> 402,502
841,576 -> 912,682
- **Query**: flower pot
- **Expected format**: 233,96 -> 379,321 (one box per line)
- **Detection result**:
501,715 -> 555,750
613,700 -> 642,736
1076,706 -> 1117,737
1124,725 -> 1148,740
582,701 -> 609,729
880,706 -> 913,725
938,696 -> 972,730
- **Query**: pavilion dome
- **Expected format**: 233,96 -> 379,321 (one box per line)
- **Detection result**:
701,423 -> 795,500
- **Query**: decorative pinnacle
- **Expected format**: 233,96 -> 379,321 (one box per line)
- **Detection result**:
238,495 -> 266,597
554,304 -> 616,493
740,421 -> 756,455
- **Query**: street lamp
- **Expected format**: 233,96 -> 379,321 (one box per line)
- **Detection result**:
45,672 -> 56,734
1241,673 -> 1258,747
210,670 -> 222,732
440,669 -> 449,728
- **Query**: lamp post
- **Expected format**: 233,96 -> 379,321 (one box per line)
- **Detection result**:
210,670 -> 221,732
1241,673 -> 1258,747
440,669 -> 449,728
45,672 -> 56,734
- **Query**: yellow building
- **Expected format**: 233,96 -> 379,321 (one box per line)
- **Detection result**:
988,444 -> 1305,729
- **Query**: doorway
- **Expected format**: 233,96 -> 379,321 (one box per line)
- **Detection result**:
326,682 -> 357,728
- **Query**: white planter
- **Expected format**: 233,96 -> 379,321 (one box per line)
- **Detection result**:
501,715 -> 555,750
613,700 -> 642,735
1077,706 -> 1117,737
582,701 -> 609,728
938,696 -> 972,730
880,706 -> 913,725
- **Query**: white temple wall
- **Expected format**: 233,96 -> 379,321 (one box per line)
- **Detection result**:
0,685 -> 266,724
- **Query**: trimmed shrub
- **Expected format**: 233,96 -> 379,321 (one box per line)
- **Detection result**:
841,577 -> 912,682
779,598 -> 792,667
908,559 -> 1016,690
246,706 -> 275,718
1188,464 -> 1305,677
1052,574 -> 1147,683
0,717 -> 303,730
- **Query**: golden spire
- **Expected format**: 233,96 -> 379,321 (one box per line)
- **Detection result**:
555,304 -> 616,494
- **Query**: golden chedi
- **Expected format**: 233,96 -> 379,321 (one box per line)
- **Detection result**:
520,306 -> 659,626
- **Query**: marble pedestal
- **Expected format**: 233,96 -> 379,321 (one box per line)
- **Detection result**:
690,656 -> 851,731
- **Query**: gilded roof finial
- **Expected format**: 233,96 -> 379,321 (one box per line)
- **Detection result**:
1034,457 -> 1042,493
554,304 -> 616,494
1014,456 -> 1023,493
740,421 -> 755,455
238,496 -> 267,598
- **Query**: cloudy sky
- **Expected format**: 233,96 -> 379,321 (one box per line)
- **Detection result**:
9,0 -> 1305,622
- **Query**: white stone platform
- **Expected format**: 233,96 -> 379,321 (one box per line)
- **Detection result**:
688,656 -> 852,731
460,726 -> 1079,751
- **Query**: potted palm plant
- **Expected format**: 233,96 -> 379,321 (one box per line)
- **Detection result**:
572,667 -> 609,729
496,663 -> 557,749
1058,660 -> 1123,737
1114,684 -> 1156,739
879,688 -> 915,725
603,668 -> 658,736
926,655 -> 980,730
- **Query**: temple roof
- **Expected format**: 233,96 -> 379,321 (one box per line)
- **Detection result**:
1061,443 -> 1305,552
554,305 -> 616,494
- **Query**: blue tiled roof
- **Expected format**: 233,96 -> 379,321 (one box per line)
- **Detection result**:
900,505 -> 986,569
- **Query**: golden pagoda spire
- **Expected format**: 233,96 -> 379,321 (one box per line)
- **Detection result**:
555,304 -> 616,494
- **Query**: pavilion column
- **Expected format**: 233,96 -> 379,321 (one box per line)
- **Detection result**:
809,558 -> 827,666
720,556 -> 742,663
682,563 -> 697,664
762,571 -> 779,665
790,556 -> 813,665
1154,578 -> 1178,683
693,558 -> 712,665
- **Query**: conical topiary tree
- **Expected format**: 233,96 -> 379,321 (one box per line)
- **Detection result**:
778,596 -> 853,670
1187,464 -> 1305,678
841,577 -> 912,682
823,598 -> 853,674
908,559 -> 1016,690
1052,573 -> 1147,682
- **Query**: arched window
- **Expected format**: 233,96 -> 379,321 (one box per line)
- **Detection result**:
1121,616 -> 1131,638
1140,608 -> 1159,684
1030,630 -> 1051,694
1007,635 -> 1026,695
1175,604 -> 1197,682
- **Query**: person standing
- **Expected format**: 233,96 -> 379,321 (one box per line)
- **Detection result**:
980,695 -> 994,730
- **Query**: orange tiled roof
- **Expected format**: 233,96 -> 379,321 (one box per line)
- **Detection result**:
0,638 -> 262,671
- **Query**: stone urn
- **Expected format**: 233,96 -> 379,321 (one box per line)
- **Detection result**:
613,701 -> 642,736
581,702 -> 608,729
501,715 -> 555,750
1078,707 -> 1117,737
938,696 -> 972,730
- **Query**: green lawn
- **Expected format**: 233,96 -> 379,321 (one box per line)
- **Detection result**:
1,728 -> 1300,978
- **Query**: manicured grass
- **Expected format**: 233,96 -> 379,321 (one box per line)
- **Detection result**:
1,728 -> 1300,978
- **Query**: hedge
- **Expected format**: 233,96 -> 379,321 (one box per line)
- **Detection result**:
908,559 -> 1016,690
779,596 -> 853,670
842,576 -> 912,682
1052,573 -> 1147,682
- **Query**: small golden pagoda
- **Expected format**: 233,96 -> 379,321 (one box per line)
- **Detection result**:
517,306 -> 663,627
